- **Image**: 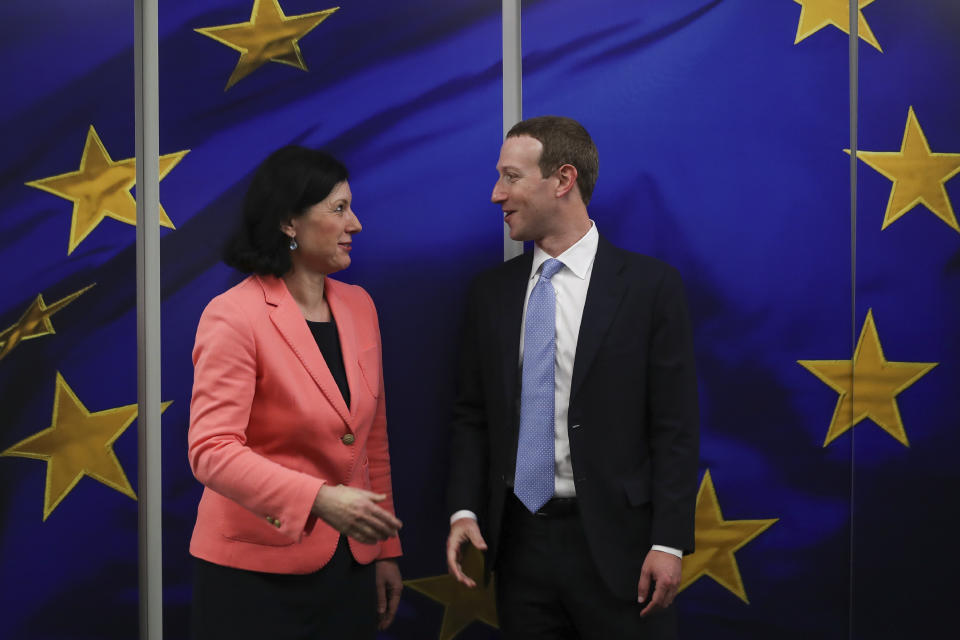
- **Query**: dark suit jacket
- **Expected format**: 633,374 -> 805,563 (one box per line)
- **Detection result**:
448,235 -> 699,601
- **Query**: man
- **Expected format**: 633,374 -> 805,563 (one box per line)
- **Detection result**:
446,116 -> 699,639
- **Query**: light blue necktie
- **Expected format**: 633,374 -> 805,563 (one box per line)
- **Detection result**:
514,258 -> 564,514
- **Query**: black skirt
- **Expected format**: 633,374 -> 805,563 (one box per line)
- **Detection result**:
191,535 -> 377,640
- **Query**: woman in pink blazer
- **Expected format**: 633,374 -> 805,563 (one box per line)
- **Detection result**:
188,147 -> 402,639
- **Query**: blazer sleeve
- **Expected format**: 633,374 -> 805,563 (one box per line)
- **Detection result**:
646,266 -> 700,553
358,287 -> 403,559
188,294 -> 324,543
447,277 -> 491,519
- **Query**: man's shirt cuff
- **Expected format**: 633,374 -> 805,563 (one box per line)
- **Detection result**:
651,544 -> 682,558
450,510 -> 478,525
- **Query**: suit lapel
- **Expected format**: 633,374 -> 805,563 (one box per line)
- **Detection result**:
499,253 -> 533,413
325,278 -> 363,422
259,275 -> 351,426
570,236 -> 626,402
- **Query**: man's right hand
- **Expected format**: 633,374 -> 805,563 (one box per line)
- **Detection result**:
446,517 -> 488,588
312,484 -> 402,544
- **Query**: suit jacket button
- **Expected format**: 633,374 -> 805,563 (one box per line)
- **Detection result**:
342,433 -> 356,445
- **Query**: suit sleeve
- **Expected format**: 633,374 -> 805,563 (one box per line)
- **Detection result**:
447,278 -> 491,520
188,294 -> 324,543
646,266 -> 699,553
358,287 -> 403,559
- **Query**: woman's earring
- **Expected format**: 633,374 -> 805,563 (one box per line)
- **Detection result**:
289,237 -> 298,251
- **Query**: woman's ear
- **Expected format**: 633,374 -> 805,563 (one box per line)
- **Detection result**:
279,218 -> 296,238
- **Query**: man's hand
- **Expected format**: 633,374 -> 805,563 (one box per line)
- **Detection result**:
446,517 -> 487,588
375,559 -> 402,630
311,484 -> 402,544
637,550 -> 682,616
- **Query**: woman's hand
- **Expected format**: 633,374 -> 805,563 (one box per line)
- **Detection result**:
311,484 -> 402,544
375,559 -> 402,630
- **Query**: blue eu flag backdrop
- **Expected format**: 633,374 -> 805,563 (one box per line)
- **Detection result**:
1,1 -> 957,639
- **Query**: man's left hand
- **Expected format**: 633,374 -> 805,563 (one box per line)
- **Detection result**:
637,550 -> 681,617
375,559 -> 403,630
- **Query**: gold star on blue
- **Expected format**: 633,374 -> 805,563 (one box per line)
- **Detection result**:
196,0 -> 339,90
0,284 -> 95,361
405,545 -> 498,640
1,373 -> 172,520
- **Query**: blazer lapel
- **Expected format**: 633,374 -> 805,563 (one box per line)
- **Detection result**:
570,236 -> 626,402
259,275 -> 351,426
324,278 -> 363,422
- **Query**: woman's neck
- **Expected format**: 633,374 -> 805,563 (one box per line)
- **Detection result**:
282,268 -> 331,322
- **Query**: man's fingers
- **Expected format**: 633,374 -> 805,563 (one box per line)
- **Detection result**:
467,528 -> 488,551
637,570 -> 651,603
445,533 -> 477,587
640,581 -> 668,617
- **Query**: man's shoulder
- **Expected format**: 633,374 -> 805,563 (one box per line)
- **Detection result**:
599,236 -> 681,280
471,252 -> 532,287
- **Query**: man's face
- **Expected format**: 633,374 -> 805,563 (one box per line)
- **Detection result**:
492,136 -> 558,242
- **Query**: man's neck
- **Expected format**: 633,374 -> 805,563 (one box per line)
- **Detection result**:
536,216 -> 592,258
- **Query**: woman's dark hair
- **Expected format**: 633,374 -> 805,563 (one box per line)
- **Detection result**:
223,146 -> 349,276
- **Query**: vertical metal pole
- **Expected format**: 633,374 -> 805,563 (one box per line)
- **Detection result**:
847,2 -> 858,640
134,1 -> 163,638
502,0 -> 524,261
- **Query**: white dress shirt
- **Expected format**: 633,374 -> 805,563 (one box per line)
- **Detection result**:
452,222 -> 680,559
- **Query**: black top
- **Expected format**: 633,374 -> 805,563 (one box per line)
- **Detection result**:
306,320 -> 350,409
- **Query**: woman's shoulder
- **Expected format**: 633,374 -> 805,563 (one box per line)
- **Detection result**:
325,276 -> 374,307
200,274 -> 269,320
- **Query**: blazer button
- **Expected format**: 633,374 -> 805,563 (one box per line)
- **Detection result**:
341,433 -> 356,445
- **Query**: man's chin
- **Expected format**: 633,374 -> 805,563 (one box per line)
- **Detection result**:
506,225 -> 527,242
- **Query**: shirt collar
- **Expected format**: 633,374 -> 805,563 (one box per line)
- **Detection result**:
530,221 -> 599,281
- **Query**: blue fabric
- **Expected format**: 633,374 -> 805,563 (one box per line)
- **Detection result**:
514,258 -> 564,514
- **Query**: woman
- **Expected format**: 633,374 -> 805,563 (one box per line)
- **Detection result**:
188,146 -> 403,639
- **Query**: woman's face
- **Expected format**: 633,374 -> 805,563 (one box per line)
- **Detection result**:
283,181 -> 361,275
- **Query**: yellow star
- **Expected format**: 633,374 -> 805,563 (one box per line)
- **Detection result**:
792,0 -> 882,51
195,0 -> 339,90
798,310 -> 937,447
26,126 -> 187,254
1,372 -> 172,520
0,284 -> 96,361
679,470 -> 778,603
851,107 -> 960,232
405,545 -> 498,640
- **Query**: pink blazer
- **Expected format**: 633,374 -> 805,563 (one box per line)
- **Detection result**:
188,274 -> 401,574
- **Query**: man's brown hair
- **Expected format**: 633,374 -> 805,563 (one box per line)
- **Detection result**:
506,116 -> 599,205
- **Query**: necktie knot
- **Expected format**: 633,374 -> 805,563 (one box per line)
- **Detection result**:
539,258 -> 564,281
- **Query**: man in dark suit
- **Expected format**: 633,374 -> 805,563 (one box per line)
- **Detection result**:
446,116 -> 699,639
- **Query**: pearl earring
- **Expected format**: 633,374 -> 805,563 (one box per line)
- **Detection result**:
289,237 -> 298,250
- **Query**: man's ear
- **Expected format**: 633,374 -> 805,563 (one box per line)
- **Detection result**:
555,164 -> 579,199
